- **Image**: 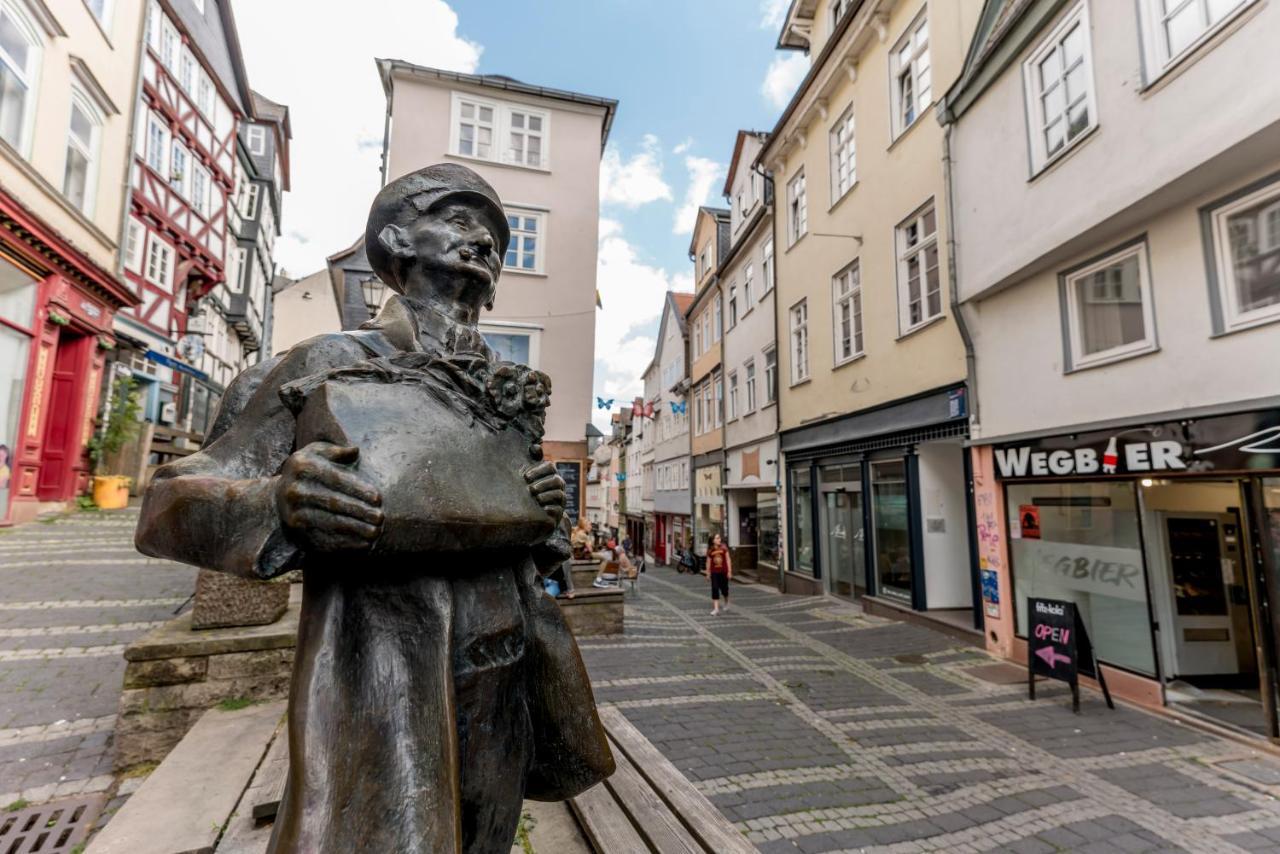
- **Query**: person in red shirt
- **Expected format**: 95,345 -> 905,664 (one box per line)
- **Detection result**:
706,532 -> 732,615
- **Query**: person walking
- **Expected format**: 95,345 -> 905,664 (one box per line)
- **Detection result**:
706,533 -> 732,615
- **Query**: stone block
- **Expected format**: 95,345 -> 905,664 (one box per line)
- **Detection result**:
206,648 -> 295,681
192,569 -> 290,629
115,707 -> 201,736
114,728 -> 186,772
123,656 -> 209,689
557,588 -> 624,637
125,600 -> 300,662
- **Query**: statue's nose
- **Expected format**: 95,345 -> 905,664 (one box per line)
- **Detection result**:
474,231 -> 495,255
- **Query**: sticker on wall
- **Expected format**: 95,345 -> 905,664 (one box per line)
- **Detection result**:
980,568 -> 999,605
1019,505 -> 1042,540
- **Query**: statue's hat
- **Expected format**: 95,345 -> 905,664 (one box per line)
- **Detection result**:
365,163 -> 511,292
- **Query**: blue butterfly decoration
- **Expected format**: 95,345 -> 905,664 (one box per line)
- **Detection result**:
596,397 -> 614,410
670,401 -> 687,415
616,472 -> 627,482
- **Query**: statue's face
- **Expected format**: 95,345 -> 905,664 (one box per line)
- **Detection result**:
401,200 -> 503,308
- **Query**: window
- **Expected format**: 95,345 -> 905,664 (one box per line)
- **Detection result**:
693,316 -> 703,358
124,217 -> 145,274
762,238 -> 774,292
699,243 -> 710,280
144,234 -> 175,291
1209,178 -> 1280,331
86,0 -> 112,27
787,171 -> 807,245
1142,0 -> 1252,74
1024,2 -> 1096,172
694,381 -> 705,434
728,285 -> 738,329
744,360 -> 757,412
145,1 -> 160,52
506,109 -> 544,168
196,71 -> 213,116
481,328 -> 536,365
764,347 -> 777,403
728,371 -> 739,420
830,0 -> 850,31
170,140 -> 188,195
145,113 -> 169,175
833,261 -> 863,363
714,373 -> 723,428
789,300 -> 809,384
191,163 -> 210,218
63,93 -> 101,214
505,210 -> 542,272
179,48 -> 195,92
791,467 -> 814,576
891,13 -> 931,136
246,125 -> 266,156
242,182 -> 260,219
1062,240 -> 1157,369
744,263 -> 754,307
457,97 -> 495,159
830,105 -> 856,200
160,19 -> 178,70
0,1 -> 41,153
712,294 -> 721,342
896,204 -> 942,332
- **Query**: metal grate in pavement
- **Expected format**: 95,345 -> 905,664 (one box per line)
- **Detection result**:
0,795 -> 105,854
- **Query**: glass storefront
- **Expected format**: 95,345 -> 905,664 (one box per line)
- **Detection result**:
871,459 -> 911,600
1006,480 -> 1156,676
0,253 -> 38,522
1266,479 -> 1280,598
693,465 -> 724,554
757,489 -> 779,566
791,468 -> 814,575
820,463 -> 864,599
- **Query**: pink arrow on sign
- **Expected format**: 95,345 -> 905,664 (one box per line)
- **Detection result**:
1035,645 -> 1071,669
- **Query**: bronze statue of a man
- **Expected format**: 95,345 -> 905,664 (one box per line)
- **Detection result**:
135,163 -> 614,853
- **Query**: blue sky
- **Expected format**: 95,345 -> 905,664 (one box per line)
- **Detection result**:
236,0 -> 807,432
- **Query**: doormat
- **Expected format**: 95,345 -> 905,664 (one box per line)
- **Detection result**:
964,662 -> 1028,685
0,794 -> 106,854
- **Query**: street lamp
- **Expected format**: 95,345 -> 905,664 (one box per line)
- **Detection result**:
362,276 -> 387,316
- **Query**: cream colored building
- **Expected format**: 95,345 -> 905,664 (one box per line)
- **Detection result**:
648,291 -> 693,564
271,269 -> 340,355
376,61 -> 617,506
687,206 -> 728,555
762,0 -> 981,627
943,0 -> 1280,730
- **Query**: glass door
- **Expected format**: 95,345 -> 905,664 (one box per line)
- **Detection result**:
820,463 -> 863,599
871,459 -> 912,601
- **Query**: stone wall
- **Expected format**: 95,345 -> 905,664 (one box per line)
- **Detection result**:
556,588 -> 624,637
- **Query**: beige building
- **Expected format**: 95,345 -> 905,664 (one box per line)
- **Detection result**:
762,0 -> 981,627
719,131 -> 781,583
270,269 -> 340,355
647,291 -> 693,564
0,0 -> 145,523
687,206 -> 728,555
376,60 -> 617,517
943,0 -> 1280,733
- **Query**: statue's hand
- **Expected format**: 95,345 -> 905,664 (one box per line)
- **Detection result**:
524,460 -> 566,525
276,442 -> 383,552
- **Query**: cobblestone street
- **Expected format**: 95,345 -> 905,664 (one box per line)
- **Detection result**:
0,508 -> 195,808
581,568 -> 1280,853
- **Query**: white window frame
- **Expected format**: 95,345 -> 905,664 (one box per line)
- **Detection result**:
764,346 -> 777,404
743,263 -> 755,308
242,181 -> 260,219
191,161 -> 211,219
744,359 -> 757,413
505,106 -> 546,168
727,370 -> 739,421
246,124 -> 266,156
196,70 -> 214,117
1209,178 -> 1280,332
728,284 -> 738,330
829,104 -> 856,202
504,207 -> 545,274
789,299 -> 809,384
1023,1 -> 1098,174
449,92 -> 551,171
144,232 -> 175,291
762,237 -> 774,293
712,295 -> 721,342
0,0 -> 43,157
170,138 -> 189,196
86,0 -> 113,29
693,317 -> 703,359
63,89 -> 102,215
160,17 -> 178,71
479,321 -> 543,368
832,260 -> 863,365
124,217 -> 146,274
890,11 -> 931,138
713,373 -> 723,428
895,203 -> 943,334
1139,0 -> 1255,80
1062,240 -> 1158,370
787,170 -> 807,245
145,112 -> 170,176
179,47 -> 195,93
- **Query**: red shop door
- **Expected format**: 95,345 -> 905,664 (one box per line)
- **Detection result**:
655,516 -> 667,564
36,331 -> 90,501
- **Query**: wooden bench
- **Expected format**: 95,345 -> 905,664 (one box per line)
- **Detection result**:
570,707 -> 758,853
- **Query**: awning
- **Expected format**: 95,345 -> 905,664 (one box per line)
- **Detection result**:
144,349 -> 209,382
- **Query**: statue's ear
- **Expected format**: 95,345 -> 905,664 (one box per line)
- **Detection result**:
377,224 -> 415,260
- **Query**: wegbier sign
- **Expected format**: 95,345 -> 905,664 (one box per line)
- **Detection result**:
1027,597 -> 1114,713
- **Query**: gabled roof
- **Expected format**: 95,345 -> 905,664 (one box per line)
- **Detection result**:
941,0 -> 1058,124
639,290 -> 694,381
251,90 -> 291,191
375,58 -> 619,150
170,0 -> 253,116
722,130 -> 769,196
687,206 -> 731,259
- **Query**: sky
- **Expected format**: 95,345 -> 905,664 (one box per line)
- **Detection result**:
234,0 -> 810,433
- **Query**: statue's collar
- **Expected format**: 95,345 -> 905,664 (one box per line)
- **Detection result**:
359,294 -> 491,359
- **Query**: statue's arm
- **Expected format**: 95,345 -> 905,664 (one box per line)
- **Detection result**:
135,335 -> 364,579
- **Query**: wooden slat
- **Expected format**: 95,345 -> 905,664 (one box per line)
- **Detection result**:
569,782 -> 649,854
604,743 -> 701,854
250,728 -> 290,820
88,701 -> 285,854
599,706 -> 758,854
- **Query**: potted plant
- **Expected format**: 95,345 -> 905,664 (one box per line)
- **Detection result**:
86,376 -> 143,510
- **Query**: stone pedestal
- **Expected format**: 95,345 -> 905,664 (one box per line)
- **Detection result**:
556,587 -> 624,637
113,589 -> 300,773
569,558 -> 602,590
191,569 -> 290,629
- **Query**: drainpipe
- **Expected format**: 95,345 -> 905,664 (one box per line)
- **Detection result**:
941,123 -> 978,430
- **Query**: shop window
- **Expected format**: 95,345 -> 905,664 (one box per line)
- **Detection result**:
791,467 -> 815,576
0,250 -> 38,329
1265,480 -> 1280,590
821,463 -> 864,599
1062,240 -> 1157,370
871,460 -> 911,601
758,490 -> 780,567
1007,480 -> 1156,676
1207,177 -> 1280,332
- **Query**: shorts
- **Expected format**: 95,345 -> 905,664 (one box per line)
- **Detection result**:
710,572 -> 730,600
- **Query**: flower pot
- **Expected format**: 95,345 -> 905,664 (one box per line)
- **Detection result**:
91,475 -> 131,510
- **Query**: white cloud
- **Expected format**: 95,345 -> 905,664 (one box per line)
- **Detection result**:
673,156 -> 724,236
591,219 -> 692,431
761,53 -> 807,110
672,138 -> 693,155
760,0 -> 790,29
234,1 -> 482,276
599,134 -> 672,208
